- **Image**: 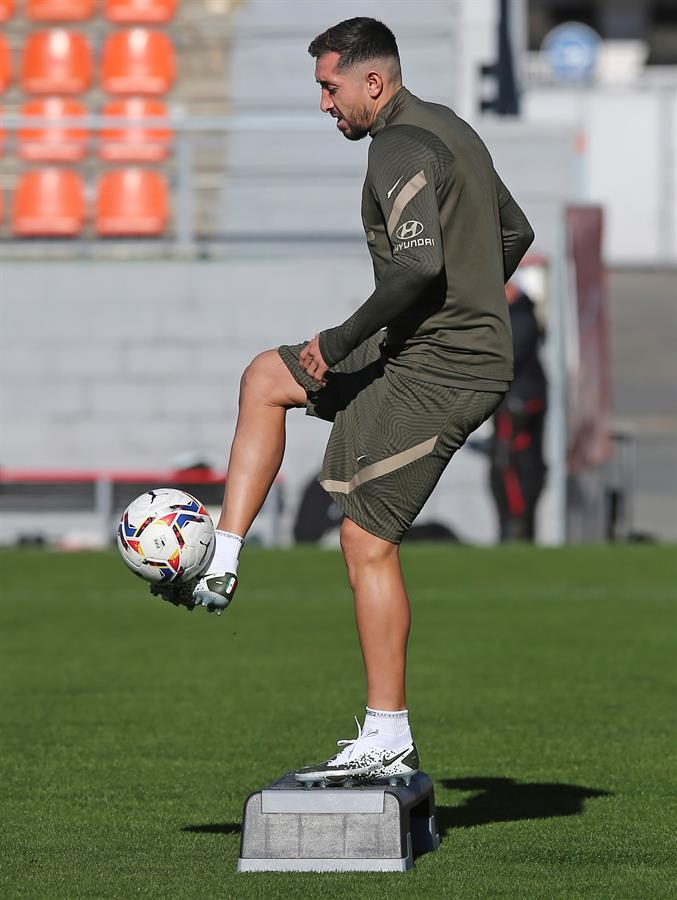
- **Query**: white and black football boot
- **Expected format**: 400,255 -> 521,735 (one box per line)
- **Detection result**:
294,717 -> 419,788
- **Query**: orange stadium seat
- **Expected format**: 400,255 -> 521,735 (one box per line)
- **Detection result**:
96,168 -> 169,235
18,97 -> 88,162
12,168 -> 86,236
0,0 -> 15,23
101,29 -> 175,95
0,36 -> 11,94
27,0 -> 94,21
21,30 -> 93,95
105,0 -> 177,24
99,98 -> 171,161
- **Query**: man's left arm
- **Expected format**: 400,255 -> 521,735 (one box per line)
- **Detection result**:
318,128 -> 449,369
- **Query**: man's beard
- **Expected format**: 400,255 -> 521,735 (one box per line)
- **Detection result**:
341,105 -> 371,141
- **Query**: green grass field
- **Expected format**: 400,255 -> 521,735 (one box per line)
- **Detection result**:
1,545 -> 675,898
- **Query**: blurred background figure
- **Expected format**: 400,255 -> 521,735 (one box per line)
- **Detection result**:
489,282 -> 547,542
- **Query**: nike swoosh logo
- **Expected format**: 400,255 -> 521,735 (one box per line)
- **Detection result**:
382,747 -> 412,767
386,176 -> 403,199
356,455 -> 368,462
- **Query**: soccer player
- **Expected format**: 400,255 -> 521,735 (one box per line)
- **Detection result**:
159,17 -> 534,785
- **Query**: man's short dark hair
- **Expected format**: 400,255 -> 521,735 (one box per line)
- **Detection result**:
308,17 -> 400,74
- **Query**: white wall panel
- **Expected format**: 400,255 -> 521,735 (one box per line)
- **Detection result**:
587,92 -> 661,262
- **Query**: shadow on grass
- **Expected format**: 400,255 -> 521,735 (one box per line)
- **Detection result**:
436,776 -> 611,835
182,823 -> 241,835
182,778 -> 610,842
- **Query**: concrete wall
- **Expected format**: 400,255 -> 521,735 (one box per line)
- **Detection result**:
0,256 -> 356,472
0,255 -> 501,544
4,260 -> 674,543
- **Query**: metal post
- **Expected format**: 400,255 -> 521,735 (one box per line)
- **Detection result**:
658,88 -> 676,262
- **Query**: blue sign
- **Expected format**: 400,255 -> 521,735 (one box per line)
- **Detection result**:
542,22 -> 601,83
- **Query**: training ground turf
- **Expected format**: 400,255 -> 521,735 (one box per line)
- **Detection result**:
2,545 -> 675,898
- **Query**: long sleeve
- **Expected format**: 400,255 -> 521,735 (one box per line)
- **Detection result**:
496,172 -> 534,282
319,126 -> 452,368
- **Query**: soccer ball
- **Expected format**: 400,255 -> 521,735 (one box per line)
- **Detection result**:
117,488 -> 215,584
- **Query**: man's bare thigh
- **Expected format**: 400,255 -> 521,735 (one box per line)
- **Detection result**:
269,349 -> 307,408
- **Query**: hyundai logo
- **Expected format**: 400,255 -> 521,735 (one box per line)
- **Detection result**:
396,220 -> 424,240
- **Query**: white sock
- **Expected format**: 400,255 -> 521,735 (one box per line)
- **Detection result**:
206,529 -> 243,576
363,707 -> 412,746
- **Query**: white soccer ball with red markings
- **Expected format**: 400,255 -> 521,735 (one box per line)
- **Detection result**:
117,488 -> 215,584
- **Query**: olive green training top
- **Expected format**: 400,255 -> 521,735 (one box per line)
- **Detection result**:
318,86 -> 535,391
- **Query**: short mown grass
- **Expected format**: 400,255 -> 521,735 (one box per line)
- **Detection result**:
1,545 -> 675,898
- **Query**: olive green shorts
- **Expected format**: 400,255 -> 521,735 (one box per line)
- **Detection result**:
278,333 -> 503,544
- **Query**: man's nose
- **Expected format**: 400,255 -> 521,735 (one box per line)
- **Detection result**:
320,90 -> 333,113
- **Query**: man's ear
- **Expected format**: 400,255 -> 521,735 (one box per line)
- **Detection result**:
365,69 -> 384,99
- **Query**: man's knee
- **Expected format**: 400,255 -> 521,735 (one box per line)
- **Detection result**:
240,350 -> 276,394
240,350 -> 304,408
340,517 -> 398,571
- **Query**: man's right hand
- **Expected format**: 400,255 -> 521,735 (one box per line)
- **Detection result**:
299,334 -> 329,386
